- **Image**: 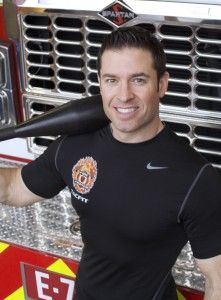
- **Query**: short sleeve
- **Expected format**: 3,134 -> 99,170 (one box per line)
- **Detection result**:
180,165 -> 221,259
21,136 -> 66,198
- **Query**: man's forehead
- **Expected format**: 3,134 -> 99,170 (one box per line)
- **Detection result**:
101,47 -> 152,57
100,47 -> 155,73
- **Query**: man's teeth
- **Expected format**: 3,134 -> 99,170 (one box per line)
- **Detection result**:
116,107 -> 136,113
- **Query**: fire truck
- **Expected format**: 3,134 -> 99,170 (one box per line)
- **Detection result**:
0,0 -> 221,299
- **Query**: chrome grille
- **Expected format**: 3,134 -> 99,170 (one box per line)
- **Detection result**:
21,14 -> 113,97
161,114 -> 221,169
23,94 -> 66,154
19,12 -> 221,168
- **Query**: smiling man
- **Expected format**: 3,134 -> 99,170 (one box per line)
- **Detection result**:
0,26 -> 221,300
99,47 -> 168,143
97,29 -> 169,145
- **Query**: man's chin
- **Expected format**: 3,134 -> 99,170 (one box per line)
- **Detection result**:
110,124 -> 136,135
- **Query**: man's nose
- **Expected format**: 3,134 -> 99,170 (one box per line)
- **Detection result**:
117,82 -> 133,102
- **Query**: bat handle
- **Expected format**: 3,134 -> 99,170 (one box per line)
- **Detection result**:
0,126 -> 16,142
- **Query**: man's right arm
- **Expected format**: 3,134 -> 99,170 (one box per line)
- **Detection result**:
0,167 -> 44,207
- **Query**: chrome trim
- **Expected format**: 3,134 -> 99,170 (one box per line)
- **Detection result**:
0,42 -> 13,90
0,53 -> 5,88
22,93 -> 67,154
16,0 -> 221,23
0,91 -> 9,125
3,0 -> 19,39
0,42 -> 17,127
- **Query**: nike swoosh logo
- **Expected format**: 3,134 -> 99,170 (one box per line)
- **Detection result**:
146,162 -> 168,170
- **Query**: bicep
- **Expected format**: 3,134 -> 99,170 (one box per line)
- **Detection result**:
21,137 -> 66,199
196,255 -> 221,275
8,167 -> 44,206
181,165 -> 221,259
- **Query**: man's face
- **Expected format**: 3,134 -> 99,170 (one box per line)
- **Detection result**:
98,47 -> 169,143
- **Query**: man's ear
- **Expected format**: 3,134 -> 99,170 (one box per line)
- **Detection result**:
98,75 -> 102,93
159,71 -> 169,98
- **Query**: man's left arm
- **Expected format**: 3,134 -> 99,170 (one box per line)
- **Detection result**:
180,164 -> 221,299
196,255 -> 221,300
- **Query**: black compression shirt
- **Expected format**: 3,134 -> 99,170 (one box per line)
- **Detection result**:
22,125 -> 221,300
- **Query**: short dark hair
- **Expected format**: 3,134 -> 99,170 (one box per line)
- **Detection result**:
97,26 -> 167,81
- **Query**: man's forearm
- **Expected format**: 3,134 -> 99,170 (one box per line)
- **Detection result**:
0,168 -> 16,205
204,280 -> 221,299
204,290 -> 221,299
196,255 -> 221,300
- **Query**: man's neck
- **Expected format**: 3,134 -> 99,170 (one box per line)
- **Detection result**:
110,121 -> 165,144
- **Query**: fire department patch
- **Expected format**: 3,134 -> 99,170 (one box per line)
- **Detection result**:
98,0 -> 137,27
72,157 -> 97,194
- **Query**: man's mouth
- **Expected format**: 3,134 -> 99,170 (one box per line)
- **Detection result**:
115,107 -> 138,114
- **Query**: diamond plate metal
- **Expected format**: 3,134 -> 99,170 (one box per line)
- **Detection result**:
0,158 -> 83,261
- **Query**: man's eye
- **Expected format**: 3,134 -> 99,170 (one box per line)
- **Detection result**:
132,78 -> 146,84
106,78 -> 116,83
105,78 -> 117,85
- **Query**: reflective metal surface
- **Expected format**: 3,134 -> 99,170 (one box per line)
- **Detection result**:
172,242 -> 205,291
0,42 -> 17,127
0,157 -> 205,291
22,94 -> 66,154
3,0 -> 19,39
16,0 -> 221,21
149,0 -> 221,3
0,158 -> 83,261
0,91 -> 9,125
0,53 -> 5,87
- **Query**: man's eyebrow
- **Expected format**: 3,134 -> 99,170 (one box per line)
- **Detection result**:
101,73 -> 150,78
101,74 -> 117,78
130,72 -> 150,78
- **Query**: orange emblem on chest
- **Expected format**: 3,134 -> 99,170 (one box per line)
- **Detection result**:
72,157 -> 97,194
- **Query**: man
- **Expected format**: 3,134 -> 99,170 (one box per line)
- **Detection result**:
0,26 -> 221,299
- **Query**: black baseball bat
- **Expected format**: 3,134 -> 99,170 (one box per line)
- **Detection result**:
0,95 -> 109,142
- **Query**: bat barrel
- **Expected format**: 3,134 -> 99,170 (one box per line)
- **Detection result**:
0,95 -> 109,142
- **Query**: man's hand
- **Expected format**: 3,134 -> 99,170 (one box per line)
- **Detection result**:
196,255 -> 221,299
0,167 -> 43,207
